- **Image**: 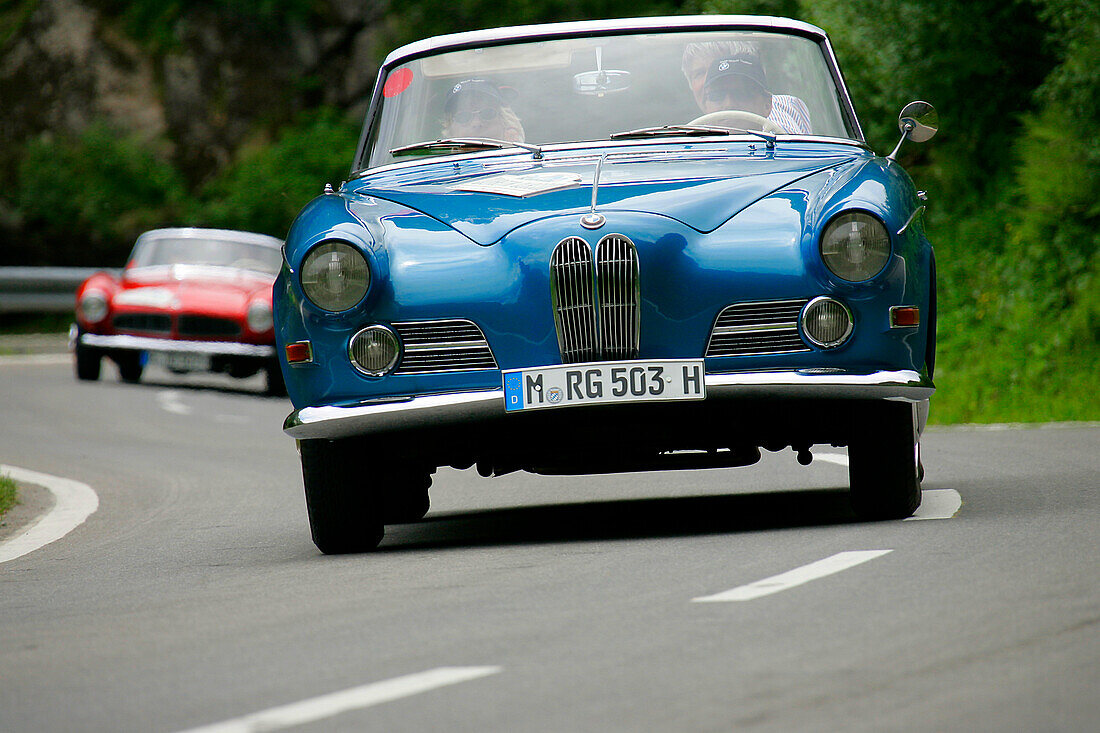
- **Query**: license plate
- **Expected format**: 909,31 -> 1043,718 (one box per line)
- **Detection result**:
503,359 -> 705,412
149,351 -> 211,372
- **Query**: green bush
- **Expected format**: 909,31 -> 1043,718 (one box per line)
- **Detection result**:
192,108 -> 360,239
16,123 -> 187,264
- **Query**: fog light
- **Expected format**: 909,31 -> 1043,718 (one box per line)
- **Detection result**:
348,325 -> 400,376
802,297 -> 853,348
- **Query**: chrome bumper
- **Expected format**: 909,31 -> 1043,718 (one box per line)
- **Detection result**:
79,332 -> 274,358
283,368 -> 933,440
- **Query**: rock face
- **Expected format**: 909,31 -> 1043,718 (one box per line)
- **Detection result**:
0,0 -> 389,183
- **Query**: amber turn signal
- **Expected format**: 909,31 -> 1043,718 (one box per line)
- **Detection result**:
285,341 -> 314,364
890,306 -> 920,327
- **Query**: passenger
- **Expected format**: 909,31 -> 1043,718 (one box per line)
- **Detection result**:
681,41 -> 811,134
441,79 -> 526,142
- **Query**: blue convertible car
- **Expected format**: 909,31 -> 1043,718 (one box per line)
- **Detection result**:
275,16 -> 939,553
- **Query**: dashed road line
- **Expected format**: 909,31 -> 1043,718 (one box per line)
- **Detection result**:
175,666 -> 503,733
692,550 -> 893,603
157,390 -> 193,415
0,354 -> 71,366
813,451 -> 962,520
0,465 -> 99,564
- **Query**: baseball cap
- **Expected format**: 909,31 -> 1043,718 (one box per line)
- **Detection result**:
444,79 -> 514,112
704,55 -> 769,93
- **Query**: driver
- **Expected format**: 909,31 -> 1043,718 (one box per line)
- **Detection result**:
681,42 -> 811,134
441,79 -> 526,142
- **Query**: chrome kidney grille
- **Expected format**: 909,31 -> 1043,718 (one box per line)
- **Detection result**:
550,237 -> 600,361
705,299 -> 810,357
550,235 -> 640,363
391,319 -> 497,374
595,235 -> 641,360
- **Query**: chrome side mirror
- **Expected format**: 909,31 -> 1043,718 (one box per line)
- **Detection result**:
887,101 -> 938,160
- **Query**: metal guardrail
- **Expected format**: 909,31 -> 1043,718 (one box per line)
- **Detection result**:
0,267 -> 118,314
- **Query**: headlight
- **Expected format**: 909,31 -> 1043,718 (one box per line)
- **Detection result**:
820,212 -> 891,282
79,290 -> 109,324
246,300 -> 273,333
300,240 -> 370,312
348,325 -> 400,376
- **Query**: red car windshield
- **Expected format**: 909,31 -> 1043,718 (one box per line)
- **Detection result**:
129,237 -> 282,276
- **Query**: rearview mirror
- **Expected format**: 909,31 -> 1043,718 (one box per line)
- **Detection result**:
573,69 -> 632,95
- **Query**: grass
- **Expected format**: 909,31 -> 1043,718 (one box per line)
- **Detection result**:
0,474 -> 17,518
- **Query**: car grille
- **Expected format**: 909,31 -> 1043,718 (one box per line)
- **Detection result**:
550,234 -> 639,363
705,299 -> 811,357
392,319 -> 497,374
113,313 -> 171,334
177,315 -> 241,338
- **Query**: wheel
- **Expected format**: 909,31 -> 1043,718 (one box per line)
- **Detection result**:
380,472 -> 432,524
300,438 -> 385,554
114,352 -> 144,383
264,359 -> 287,397
74,336 -> 101,381
848,402 -> 922,520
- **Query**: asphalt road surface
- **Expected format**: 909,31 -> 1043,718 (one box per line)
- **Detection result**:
1,355 -> 1097,732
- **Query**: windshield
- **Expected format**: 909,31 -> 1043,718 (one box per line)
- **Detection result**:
361,29 -> 854,170
129,237 -> 283,276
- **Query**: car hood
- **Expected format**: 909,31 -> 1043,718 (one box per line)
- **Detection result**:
348,146 -> 864,245
116,266 -> 273,311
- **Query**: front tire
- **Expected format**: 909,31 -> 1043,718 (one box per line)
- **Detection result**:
848,402 -> 922,520
264,359 -> 287,397
114,352 -> 144,383
74,336 -> 101,381
300,439 -> 385,554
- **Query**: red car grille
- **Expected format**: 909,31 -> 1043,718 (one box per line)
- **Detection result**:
177,315 -> 241,338
113,313 -> 171,334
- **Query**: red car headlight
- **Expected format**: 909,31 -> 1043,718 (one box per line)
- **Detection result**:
78,290 -> 109,324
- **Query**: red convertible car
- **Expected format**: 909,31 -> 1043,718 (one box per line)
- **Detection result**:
71,227 -> 286,395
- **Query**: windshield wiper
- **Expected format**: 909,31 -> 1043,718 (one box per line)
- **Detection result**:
610,125 -> 775,149
390,137 -> 543,159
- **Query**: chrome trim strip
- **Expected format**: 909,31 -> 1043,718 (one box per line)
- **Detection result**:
80,333 -> 274,358
897,205 -> 926,235
283,368 -> 934,439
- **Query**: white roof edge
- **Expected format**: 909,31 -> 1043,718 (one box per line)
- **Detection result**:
382,15 -> 828,67
135,228 -> 284,248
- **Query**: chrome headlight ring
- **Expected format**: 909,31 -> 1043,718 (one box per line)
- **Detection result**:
801,296 -> 854,349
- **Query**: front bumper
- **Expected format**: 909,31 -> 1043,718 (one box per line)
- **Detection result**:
78,332 -> 275,359
284,368 -> 933,440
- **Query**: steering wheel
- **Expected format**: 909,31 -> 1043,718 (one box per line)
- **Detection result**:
688,110 -> 787,134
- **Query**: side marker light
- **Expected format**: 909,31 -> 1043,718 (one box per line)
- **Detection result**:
286,341 -> 313,364
890,306 -> 920,328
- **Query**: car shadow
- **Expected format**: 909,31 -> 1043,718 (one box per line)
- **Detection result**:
377,487 -> 859,552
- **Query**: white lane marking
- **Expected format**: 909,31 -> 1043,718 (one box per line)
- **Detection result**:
814,451 -> 850,468
157,389 -> 192,415
0,465 -> 99,564
909,489 -> 962,520
693,550 -> 893,603
0,354 -> 71,366
813,451 -> 962,520
176,666 -> 503,733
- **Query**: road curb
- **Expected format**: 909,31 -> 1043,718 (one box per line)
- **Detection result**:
0,465 -> 99,564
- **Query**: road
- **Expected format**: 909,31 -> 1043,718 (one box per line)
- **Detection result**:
1,356 -> 1097,732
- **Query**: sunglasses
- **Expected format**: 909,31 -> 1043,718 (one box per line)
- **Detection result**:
450,107 -> 500,124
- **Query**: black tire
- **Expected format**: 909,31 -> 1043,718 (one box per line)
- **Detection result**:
300,439 -> 385,554
848,402 -> 922,520
114,352 -> 144,383
381,472 -> 432,524
264,359 -> 287,397
74,338 -> 102,381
